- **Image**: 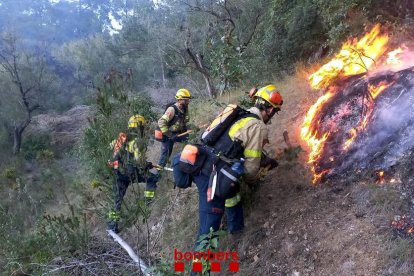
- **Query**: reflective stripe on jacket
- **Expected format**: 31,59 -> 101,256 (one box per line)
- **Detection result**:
144,190 -> 155,198
229,107 -> 268,184
127,140 -> 141,161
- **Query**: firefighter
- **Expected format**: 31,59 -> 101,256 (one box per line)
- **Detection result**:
157,88 -> 192,167
107,114 -> 159,233
193,85 -> 282,244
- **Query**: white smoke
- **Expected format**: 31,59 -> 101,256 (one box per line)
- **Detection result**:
338,76 -> 414,173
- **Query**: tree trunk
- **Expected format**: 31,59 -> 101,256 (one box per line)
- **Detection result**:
203,73 -> 215,98
193,52 -> 216,98
13,127 -> 23,155
12,115 -> 32,155
157,40 -> 166,88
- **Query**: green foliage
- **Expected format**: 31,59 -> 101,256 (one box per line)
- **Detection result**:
81,69 -> 156,232
283,146 -> 303,161
238,94 -> 255,109
195,228 -> 227,275
390,237 -> 414,261
149,228 -> 227,275
21,134 -> 52,160
146,256 -> 183,276
37,149 -> 55,162
1,205 -> 89,274
0,165 -> 89,274
2,167 -> 16,180
38,212 -> 89,252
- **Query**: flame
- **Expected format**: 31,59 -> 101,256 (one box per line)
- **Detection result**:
376,170 -> 385,184
309,24 -> 389,89
386,47 -> 404,65
368,81 -> 393,99
342,128 -> 357,150
301,92 -> 333,163
301,24 -> 411,183
301,92 -> 333,183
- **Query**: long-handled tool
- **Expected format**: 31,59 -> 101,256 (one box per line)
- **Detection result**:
177,129 -> 193,137
154,165 -> 173,171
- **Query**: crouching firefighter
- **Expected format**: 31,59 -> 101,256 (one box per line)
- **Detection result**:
185,85 -> 283,247
107,115 -> 159,233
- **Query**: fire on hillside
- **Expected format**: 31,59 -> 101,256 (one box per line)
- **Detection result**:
301,24 -> 414,183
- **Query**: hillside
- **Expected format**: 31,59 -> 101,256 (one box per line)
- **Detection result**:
2,1 -> 414,275
69,72 -> 414,275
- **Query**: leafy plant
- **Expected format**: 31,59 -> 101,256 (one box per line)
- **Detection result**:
2,167 -> 16,180
21,133 -> 52,160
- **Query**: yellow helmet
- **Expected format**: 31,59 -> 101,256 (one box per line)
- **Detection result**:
254,85 -> 283,109
175,88 -> 192,100
128,114 -> 146,128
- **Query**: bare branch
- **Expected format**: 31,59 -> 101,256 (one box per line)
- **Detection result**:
239,12 -> 261,53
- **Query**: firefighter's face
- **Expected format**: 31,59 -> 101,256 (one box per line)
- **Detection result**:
178,99 -> 190,108
263,107 -> 277,124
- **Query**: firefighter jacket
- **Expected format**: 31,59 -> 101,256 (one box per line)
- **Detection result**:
226,107 -> 268,184
110,137 -> 146,174
158,103 -> 189,134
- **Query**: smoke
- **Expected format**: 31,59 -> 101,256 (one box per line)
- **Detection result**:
326,68 -> 414,177
371,46 -> 414,74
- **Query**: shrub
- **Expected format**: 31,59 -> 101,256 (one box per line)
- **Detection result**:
2,167 -> 16,180
21,134 -> 52,160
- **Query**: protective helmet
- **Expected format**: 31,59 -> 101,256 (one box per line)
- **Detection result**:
128,114 -> 146,128
254,85 -> 283,109
175,88 -> 192,100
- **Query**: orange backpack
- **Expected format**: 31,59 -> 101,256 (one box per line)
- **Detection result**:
108,132 -> 127,169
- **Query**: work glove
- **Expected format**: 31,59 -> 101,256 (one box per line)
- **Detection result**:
260,153 -> 278,170
164,131 -> 177,141
145,161 -> 154,170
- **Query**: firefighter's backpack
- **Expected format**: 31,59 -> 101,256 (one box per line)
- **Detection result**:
172,144 -> 207,188
154,102 -> 185,141
201,104 -> 249,146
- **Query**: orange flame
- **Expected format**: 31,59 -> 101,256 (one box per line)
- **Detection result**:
301,92 -> 333,183
301,24 -> 411,183
376,170 -> 385,184
309,24 -> 389,89
386,47 -> 404,65
301,92 -> 333,163
368,81 -> 393,99
342,128 -> 357,150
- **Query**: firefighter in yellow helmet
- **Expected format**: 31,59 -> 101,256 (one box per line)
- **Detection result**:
107,114 -> 159,233
191,84 -> 281,248
157,89 -> 192,167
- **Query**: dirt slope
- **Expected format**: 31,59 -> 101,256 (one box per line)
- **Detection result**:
238,161 -> 390,275
94,76 -> 414,275
229,74 -> 414,275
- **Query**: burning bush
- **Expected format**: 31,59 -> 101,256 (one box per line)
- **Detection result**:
301,24 -> 414,183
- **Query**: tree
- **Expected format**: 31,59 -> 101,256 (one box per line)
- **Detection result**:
185,0 -> 263,95
0,33 -> 48,154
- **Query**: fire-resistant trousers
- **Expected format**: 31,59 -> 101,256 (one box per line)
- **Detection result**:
158,135 -> 188,167
193,173 -> 244,247
113,167 -> 158,211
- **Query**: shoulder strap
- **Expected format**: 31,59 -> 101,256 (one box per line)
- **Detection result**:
239,109 -> 260,120
168,104 -> 182,127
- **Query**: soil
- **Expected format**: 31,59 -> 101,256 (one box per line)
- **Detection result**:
238,160 -> 391,276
